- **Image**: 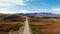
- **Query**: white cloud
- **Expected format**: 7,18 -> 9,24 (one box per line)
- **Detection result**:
12,0 -> 24,5
0,8 -> 60,14
18,10 -> 30,14
0,8 -> 30,14
38,8 -> 60,14
38,8 -> 51,12
39,8 -> 60,11
26,0 -> 32,1
0,0 -> 25,6
0,2 -> 14,6
0,8 -> 13,14
51,8 -> 60,11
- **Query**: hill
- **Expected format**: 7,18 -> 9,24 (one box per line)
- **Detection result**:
0,14 -> 26,23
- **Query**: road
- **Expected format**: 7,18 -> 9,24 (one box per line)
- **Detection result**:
22,17 -> 32,34
9,17 -> 32,34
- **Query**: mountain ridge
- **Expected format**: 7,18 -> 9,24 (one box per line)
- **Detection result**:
18,12 -> 60,17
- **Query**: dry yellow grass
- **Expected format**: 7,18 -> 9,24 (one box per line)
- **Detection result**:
0,14 -> 25,32
29,17 -> 60,34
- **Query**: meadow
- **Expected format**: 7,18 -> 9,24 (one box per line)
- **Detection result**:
29,17 -> 60,34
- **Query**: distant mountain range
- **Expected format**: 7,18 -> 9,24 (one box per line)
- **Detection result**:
0,12 -> 60,17
18,12 -> 60,17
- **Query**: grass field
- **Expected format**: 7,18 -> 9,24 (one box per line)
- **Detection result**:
0,14 -> 25,32
1,14 -> 60,34
29,17 -> 60,34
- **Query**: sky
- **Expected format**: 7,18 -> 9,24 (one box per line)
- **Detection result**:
0,0 -> 60,14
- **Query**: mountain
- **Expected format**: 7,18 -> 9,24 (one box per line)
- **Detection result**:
18,12 -> 60,17
0,12 -> 60,17
0,13 -> 4,15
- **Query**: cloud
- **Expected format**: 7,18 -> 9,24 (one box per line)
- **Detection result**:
0,8 -> 60,14
51,8 -> 60,11
38,8 -> 51,12
0,8 -> 30,14
0,0 -> 26,6
0,0 -> 32,14
18,10 -> 30,14
26,0 -> 32,1
38,8 -> 60,14
0,1 -> 14,6
12,0 -> 24,5
39,8 -> 60,12
0,8 -> 13,14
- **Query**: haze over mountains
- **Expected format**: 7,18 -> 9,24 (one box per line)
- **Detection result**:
0,12 -> 60,17
18,12 -> 60,17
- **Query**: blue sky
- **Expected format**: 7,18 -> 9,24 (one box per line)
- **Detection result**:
0,0 -> 60,14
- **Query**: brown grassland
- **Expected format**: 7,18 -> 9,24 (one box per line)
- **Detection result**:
0,14 -> 60,34
29,17 -> 60,34
0,14 -> 26,32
